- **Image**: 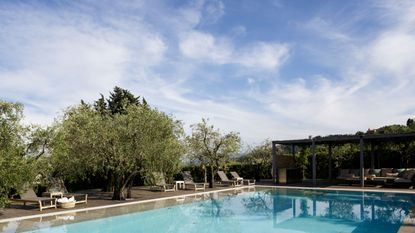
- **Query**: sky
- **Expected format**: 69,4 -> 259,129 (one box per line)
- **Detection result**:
1,0 -> 415,145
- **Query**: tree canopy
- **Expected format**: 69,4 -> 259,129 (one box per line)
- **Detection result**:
186,118 -> 241,187
52,88 -> 184,200
0,101 -> 36,208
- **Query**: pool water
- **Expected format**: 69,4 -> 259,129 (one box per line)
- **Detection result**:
2,187 -> 415,233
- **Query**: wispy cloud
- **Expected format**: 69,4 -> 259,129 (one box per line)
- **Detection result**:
1,0 -> 415,145
179,31 -> 289,70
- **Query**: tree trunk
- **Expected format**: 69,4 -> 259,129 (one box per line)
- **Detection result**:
209,166 -> 215,188
104,171 -> 115,192
126,176 -> 134,199
122,172 -> 138,199
203,165 -> 207,184
112,185 -> 124,200
255,164 -> 260,182
112,175 -> 125,200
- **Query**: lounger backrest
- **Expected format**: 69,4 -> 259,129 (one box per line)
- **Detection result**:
152,172 -> 167,186
381,168 -> 393,177
339,169 -> 350,176
230,171 -> 240,179
217,171 -> 230,182
350,169 -> 360,177
48,177 -> 68,193
20,188 -> 38,199
182,171 -> 194,183
402,169 -> 415,180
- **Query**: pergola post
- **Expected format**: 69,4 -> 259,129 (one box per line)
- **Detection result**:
272,141 -> 277,184
312,138 -> 316,185
328,144 -> 332,181
359,136 -> 365,187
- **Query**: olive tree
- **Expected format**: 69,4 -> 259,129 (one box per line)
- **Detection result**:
242,139 -> 273,180
187,119 -> 241,188
52,92 -> 184,200
0,101 -> 35,208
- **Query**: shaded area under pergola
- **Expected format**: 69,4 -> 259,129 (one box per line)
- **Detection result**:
272,132 -> 415,187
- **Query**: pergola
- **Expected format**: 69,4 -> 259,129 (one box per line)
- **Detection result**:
272,132 -> 415,187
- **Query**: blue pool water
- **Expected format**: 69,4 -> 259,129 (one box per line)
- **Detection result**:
4,188 -> 415,233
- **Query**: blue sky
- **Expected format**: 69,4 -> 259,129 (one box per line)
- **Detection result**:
1,0 -> 415,145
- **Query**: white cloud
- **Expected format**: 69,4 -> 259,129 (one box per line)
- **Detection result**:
368,31 -> 415,77
0,2 -> 166,125
179,31 -> 289,70
167,0 -> 225,31
302,17 -> 351,42
237,42 -> 289,70
251,0 -> 415,139
2,0 -> 415,147
203,0 -> 225,24
179,31 -> 232,64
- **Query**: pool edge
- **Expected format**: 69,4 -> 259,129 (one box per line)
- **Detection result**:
256,185 -> 415,194
2,184 -> 415,231
0,186 -> 251,224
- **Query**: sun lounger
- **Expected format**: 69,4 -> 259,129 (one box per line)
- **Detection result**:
181,171 -> 206,191
217,171 -> 242,187
46,177 -> 88,204
371,168 -> 397,184
336,169 -> 354,180
10,188 -> 57,211
368,168 -> 415,187
336,169 -> 371,185
151,172 -> 176,192
230,171 -> 255,185
393,169 -> 415,186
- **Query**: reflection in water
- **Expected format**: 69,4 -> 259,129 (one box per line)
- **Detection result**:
242,191 -> 272,218
241,189 -> 415,232
196,195 -> 234,218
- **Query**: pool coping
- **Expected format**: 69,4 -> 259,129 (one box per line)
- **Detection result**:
1,185 -> 415,232
255,185 -> 415,194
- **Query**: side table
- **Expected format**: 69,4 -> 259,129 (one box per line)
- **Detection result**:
175,181 -> 185,190
43,191 -> 63,198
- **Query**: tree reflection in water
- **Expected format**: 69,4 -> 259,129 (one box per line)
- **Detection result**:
242,191 -> 273,218
194,195 -> 234,219
297,192 -> 414,224
299,199 -> 310,217
241,188 -> 415,226
374,203 -> 409,224
324,202 -> 356,220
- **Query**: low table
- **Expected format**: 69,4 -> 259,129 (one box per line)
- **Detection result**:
175,181 -> 185,190
42,191 -> 63,198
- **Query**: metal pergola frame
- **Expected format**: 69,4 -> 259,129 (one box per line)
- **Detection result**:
272,132 -> 415,187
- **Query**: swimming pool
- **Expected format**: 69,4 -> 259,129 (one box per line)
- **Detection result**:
1,187 -> 415,233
